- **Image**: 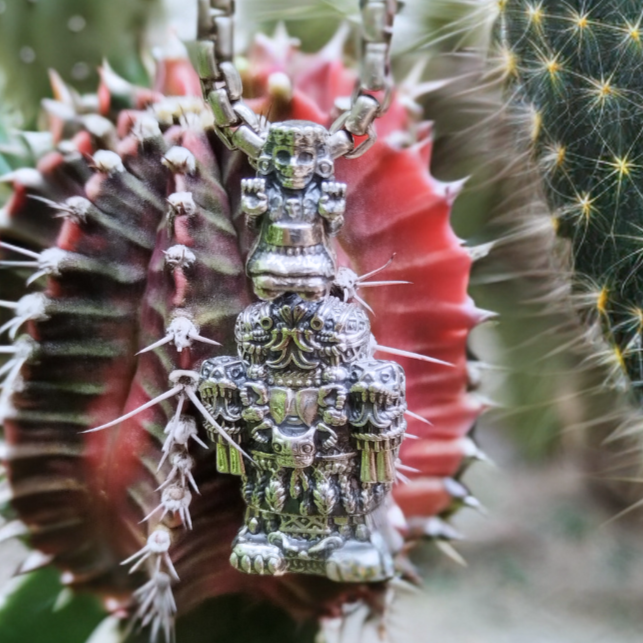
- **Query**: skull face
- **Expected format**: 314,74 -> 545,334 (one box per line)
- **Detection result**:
314,298 -> 371,363
199,356 -> 247,421
349,360 -> 406,429
271,425 -> 317,468
350,360 -> 405,403
235,302 -> 273,363
257,121 -> 333,190
273,143 -> 317,190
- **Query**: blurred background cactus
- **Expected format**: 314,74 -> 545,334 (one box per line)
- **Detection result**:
0,0 -> 161,124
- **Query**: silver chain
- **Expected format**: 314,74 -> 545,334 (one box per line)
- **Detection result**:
330,0 -> 397,158
196,0 -> 398,160
196,0 -> 268,160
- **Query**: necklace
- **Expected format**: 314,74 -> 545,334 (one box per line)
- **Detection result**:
191,0 -> 408,582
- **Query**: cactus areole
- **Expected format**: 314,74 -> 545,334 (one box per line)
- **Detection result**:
0,0 -> 483,637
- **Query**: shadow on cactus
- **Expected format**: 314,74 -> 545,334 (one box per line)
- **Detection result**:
0,27 -> 484,641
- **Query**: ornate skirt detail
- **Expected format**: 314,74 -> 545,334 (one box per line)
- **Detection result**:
199,292 -> 407,582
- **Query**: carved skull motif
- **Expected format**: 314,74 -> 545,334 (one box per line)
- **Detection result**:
199,356 -> 247,422
349,360 -> 406,429
257,121 -> 334,190
271,424 -> 317,468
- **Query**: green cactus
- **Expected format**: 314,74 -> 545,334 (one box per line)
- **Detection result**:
0,0 -> 160,123
498,1 -> 643,405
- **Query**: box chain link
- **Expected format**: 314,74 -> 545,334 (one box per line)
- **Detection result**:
195,0 -> 398,160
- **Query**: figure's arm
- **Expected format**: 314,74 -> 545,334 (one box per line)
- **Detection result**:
241,177 -> 268,221
318,383 -> 348,427
250,418 -> 274,444
316,422 -> 339,450
318,181 -> 346,235
240,381 -> 270,422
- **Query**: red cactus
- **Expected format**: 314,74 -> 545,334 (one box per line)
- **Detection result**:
0,33 -> 482,631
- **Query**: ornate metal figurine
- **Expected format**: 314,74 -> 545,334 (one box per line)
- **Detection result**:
243,121 -> 346,301
200,287 -> 406,580
193,0 -> 406,582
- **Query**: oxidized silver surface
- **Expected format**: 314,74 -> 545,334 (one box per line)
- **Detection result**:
199,294 -> 406,581
197,119 -> 408,582
242,121 -> 346,301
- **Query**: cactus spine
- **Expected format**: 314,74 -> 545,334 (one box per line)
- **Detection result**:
499,1 -> 643,403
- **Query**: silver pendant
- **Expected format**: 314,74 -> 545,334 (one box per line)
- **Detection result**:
198,120 -> 407,582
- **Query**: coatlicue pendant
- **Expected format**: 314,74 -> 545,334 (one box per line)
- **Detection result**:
198,121 -> 407,581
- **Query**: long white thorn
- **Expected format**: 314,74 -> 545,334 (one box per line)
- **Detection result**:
375,344 -> 453,367
0,359 -> 17,379
28,194 -> 63,210
185,471 -> 199,494
357,254 -> 396,281
191,333 -> 221,347
358,280 -> 411,287
0,300 -> 18,310
0,241 -> 40,259
0,261 -> 39,268
141,504 -> 163,524
354,294 -> 374,314
180,505 -> 193,530
83,386 -> 183,433
185,388 -> 253,463
0,319 -> 17,337
167,394 -> 186,435
125,551 -> 152,573
137,335 -> 173,356
396,471 -> 411,485
0,346 -> 17,354
405,409 -> 433,425
26,270 -> 48,286
397,463 -> 421,473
